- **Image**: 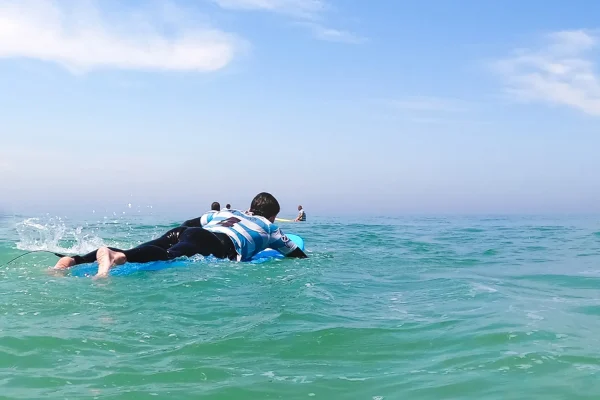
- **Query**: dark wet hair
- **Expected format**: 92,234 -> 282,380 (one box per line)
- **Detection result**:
225,204 -> 231,209
249,192 -> 280,219
211,201 -> 220,211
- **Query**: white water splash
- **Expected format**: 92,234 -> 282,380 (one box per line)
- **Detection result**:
15,217 -> 105,254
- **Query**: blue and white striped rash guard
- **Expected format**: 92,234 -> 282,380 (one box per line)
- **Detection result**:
200,211 -> 218,227
201,210 -> 298,261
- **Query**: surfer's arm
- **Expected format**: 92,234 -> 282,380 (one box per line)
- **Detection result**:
269,228 -> 307,258
182,212 -> 215,228
181,217 -> 201,227
286,247 -> 307,258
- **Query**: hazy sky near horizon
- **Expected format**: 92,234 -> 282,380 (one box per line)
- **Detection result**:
1,0 -> 600,217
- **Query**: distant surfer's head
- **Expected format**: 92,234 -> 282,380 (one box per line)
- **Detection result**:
211,201 -> 221,211
250,192 -> 280,221
225,204 -> 231,209
298,205 -> 303,210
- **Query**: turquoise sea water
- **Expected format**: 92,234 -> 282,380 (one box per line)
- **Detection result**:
1,213 -> 600,399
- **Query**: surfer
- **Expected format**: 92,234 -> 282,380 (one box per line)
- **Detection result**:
294,205 -> 306,222
52,192 -> 307,277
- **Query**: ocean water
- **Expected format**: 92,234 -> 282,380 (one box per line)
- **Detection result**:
1,213 -> 600,399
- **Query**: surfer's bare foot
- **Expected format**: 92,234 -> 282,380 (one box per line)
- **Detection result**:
94,247 -> 126,278
53,257 -> 75,270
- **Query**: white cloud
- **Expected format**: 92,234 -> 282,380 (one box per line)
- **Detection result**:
212,0 -> 363,44
0,0 -> 241,73
496,29 -> 600,116
212,0 -> 326,19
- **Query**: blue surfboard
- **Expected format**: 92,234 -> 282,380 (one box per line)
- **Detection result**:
70,233 -> 305,277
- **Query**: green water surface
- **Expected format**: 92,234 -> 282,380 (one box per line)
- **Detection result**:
1,214 -> 600,399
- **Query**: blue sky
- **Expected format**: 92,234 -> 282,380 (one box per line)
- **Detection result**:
1,0 -> 600,217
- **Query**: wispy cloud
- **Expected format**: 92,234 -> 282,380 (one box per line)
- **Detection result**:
0,0 -> 241,73
495,30 -> 600,116
211,0 -> 363,44
212,0 -> 326,19
303,23 -> 366,44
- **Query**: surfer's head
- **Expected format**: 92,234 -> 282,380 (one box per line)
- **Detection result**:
211,201 -> 220,211
250,192 -> 280,222
298,205 -> 303,211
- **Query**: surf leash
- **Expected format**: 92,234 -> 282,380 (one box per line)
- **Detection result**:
0,250 -> 64,268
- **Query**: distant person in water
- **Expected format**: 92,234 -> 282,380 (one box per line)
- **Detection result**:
294,205 -> 306,222
52,192 -> 307,278
224,204 -> 231,210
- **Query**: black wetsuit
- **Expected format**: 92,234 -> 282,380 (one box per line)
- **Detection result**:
70,226 -> 238,266
298,210 -> 306,221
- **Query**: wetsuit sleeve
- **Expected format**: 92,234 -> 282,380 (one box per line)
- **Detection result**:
182,212 -> 215,228
268,227 -> 298,255
182,217 -> 201,227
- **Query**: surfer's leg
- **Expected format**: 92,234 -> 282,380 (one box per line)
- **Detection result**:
93,228 -> 230,277
166,227 -> 228,259
95,247 -> 127,277
131,226 -> 188,250
122,246 -> 171,262
94,245 -> 173,278
54,227 -> 186,270
53,257 -> 76,269
53,247 -> 122,269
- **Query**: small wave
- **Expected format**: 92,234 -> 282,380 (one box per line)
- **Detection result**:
470,282 -> 498,294
525,246 -> 547,251
458,228 -> 485,233
15,217 -> 105,254
532,226 -> 569,232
